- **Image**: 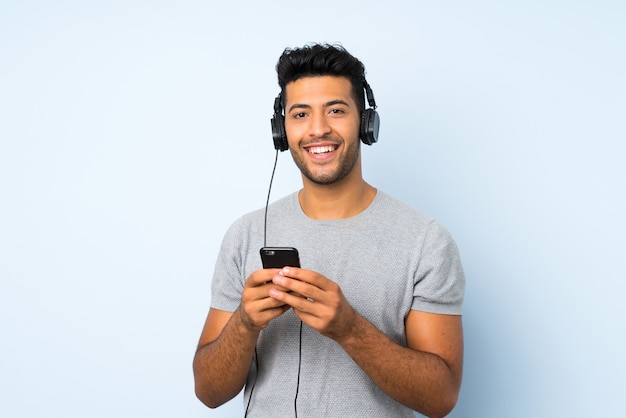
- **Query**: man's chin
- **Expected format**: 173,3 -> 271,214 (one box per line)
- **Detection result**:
302,169 -> 346,186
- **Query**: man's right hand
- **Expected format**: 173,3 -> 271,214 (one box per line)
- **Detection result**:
239,268 -> 292,332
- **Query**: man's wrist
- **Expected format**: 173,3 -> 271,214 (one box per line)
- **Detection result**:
235,305 -> 263,337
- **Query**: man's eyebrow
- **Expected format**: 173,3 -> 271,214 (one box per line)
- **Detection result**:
287,103 -> 311,113
287,100 -> 351,113
325,99 -> 351,108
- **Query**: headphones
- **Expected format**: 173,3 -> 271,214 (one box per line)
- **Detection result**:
270,80 -> 380,151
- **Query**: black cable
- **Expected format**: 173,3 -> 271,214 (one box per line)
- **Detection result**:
261,149 -> 304,418
243,347 -> 258,418
245,149 -> 280,417
263,149 -> 279,247
250,149 -> 304,417
294,320 -> 304,417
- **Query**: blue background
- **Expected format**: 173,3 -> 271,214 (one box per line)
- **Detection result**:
1,1 -> 624,417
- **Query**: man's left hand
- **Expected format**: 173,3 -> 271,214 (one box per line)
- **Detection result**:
269,267 -> 356,342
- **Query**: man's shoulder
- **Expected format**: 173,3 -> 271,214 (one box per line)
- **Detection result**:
375,190 -> 434,224
373,191 -> 459,246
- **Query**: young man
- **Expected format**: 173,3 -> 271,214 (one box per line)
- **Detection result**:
193,43 -> 465,418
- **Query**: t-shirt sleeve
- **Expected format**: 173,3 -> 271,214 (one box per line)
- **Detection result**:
210,221 -> 247,312
411,220 -> 465,315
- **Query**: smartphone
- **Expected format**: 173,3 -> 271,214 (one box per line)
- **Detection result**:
260,247 -> 301,269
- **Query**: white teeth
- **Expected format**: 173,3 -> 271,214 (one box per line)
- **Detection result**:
308,145 -> 334,154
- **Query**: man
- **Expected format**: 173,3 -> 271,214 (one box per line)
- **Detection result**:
193,43 -> 465,418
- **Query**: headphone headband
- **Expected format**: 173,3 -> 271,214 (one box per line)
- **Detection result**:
363,80 -> 377,110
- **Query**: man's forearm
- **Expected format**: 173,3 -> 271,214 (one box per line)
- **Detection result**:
193,308 -> 260,408
338,315 -> 461,418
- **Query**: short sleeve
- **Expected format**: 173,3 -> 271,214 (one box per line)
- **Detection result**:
210,221 -> 247,312
412,220 -> 465,315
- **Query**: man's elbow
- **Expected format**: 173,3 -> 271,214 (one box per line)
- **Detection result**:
193,371 -> 231,410
425,387 -> 460,418
194,384 -> 227,409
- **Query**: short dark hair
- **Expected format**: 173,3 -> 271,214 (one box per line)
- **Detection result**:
276,43 -> 367,111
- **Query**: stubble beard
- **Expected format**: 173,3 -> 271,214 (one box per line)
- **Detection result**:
291,139 -> 361,186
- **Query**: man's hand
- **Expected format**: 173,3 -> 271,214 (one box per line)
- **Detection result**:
268,267 -> 357,342
239,268 -> 293,332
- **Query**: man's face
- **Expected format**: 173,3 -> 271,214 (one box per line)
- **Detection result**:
283,76 -> 361,186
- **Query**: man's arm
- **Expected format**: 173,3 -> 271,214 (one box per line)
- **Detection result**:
339,310 -> 463,418
193,269 -> 290,408
270,267 -> 463,418
193,308 -> 251,408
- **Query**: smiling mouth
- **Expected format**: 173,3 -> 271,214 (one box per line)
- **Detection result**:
305,145 -> 338,155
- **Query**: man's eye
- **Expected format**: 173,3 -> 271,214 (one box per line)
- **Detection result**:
294,112 -> 306,119
330,108 -> 345,114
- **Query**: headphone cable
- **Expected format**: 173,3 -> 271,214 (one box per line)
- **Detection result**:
294,320 -> 303,417
245,148 -> 280,417
263,149 -> 280,247
243,347 -> 258,418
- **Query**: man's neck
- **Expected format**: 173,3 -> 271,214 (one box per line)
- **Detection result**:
298,178 -> 377,220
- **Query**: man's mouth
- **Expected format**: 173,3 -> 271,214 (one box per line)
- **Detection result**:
305,145 -> 338,155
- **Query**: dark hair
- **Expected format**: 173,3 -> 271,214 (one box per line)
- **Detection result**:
276,43 -> 367,111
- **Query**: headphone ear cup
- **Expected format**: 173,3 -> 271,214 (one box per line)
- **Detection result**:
271,113 -> 289,151
360,109 -> 380,145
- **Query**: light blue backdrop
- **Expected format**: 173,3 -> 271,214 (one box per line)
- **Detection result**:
1,1 -> 624,417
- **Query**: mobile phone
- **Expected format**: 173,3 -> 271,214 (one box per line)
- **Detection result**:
260,247 -> 301,269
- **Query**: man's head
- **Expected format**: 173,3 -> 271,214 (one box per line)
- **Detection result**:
272,44 -> 379,187
276,43 -> 367,112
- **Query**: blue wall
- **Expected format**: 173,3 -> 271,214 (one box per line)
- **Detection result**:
1,1 -> 624,417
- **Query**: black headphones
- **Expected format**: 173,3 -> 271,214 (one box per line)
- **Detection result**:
270,80 -> 380,151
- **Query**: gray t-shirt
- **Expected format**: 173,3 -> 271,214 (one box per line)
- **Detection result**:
210,191 -> 465,417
